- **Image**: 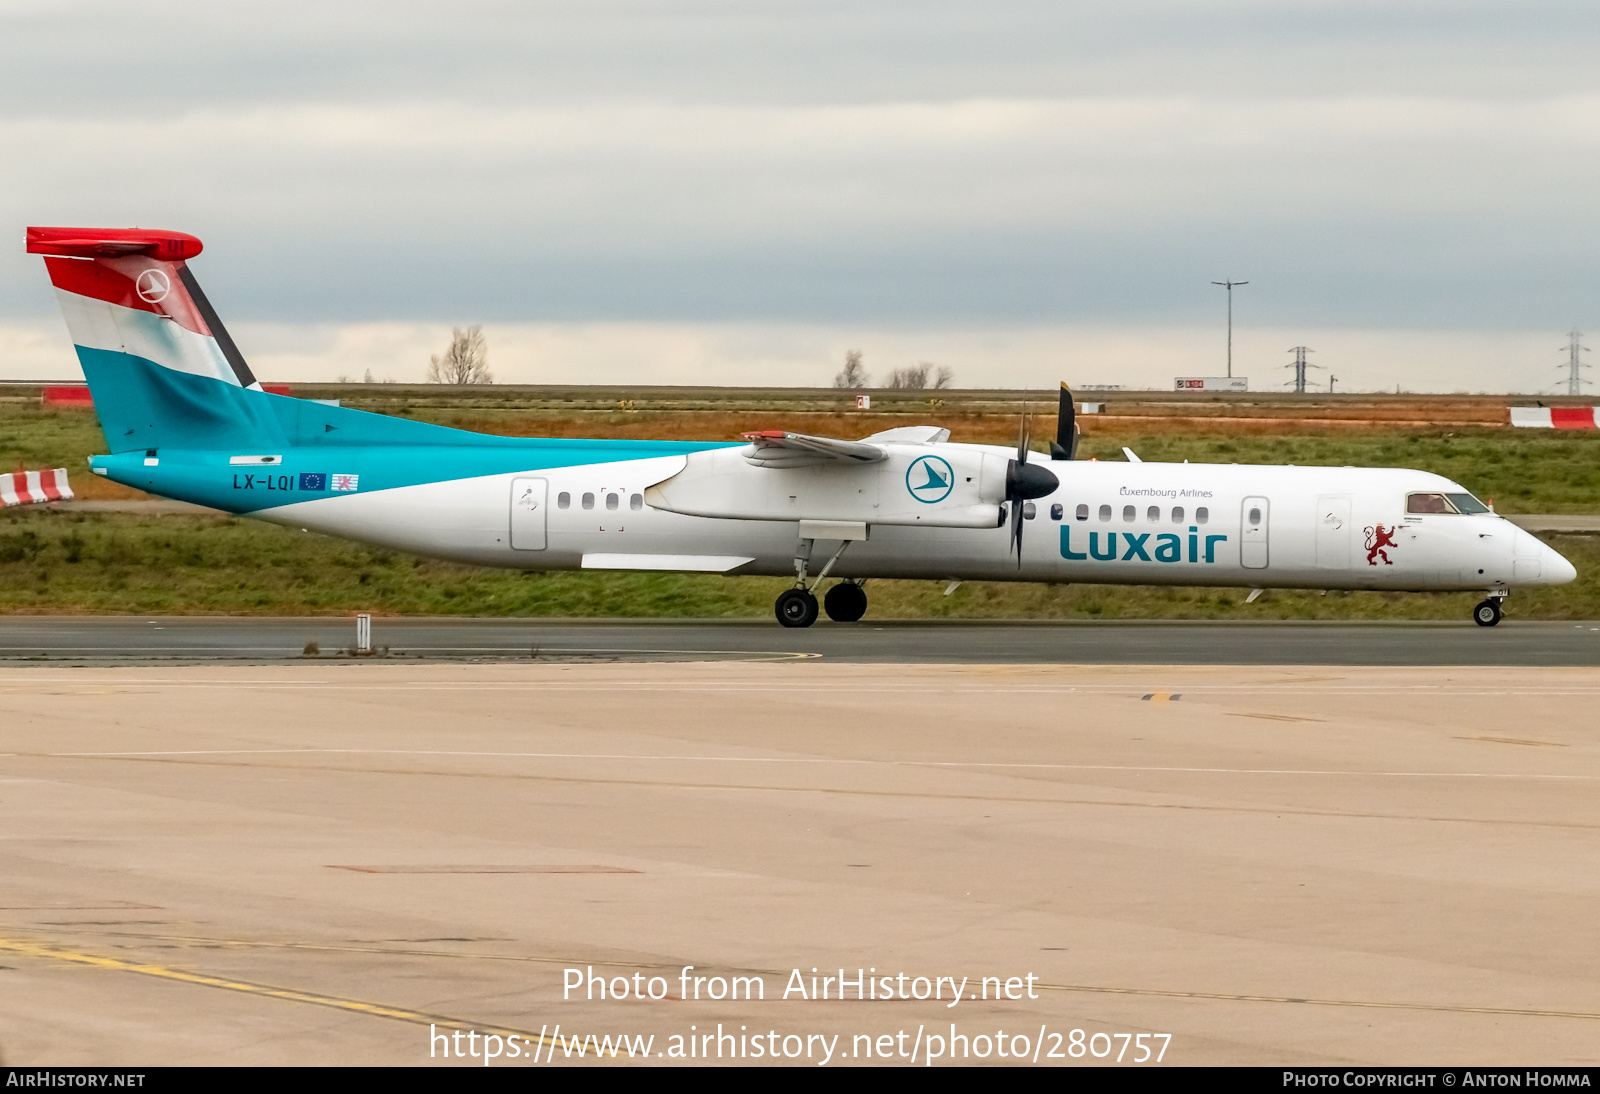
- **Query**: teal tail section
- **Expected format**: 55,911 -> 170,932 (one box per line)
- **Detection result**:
81,347 -> 287,454
36,225 -> 734,513
79,355 -> 731,513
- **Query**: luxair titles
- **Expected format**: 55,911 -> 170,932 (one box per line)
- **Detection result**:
1062,486 -> 1226,565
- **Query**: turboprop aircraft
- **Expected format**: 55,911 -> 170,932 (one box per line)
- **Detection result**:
27,225 -> 1577,628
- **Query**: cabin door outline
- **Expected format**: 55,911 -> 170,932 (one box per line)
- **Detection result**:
510,477 -> 548,550
1240,496 -> 1270,569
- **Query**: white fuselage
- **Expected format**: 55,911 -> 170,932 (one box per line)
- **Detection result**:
254,443 -> 1576,594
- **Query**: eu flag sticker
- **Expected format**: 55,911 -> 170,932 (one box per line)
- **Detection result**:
299,472 -> 328,491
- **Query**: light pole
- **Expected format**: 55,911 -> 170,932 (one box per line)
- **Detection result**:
1212,279 -> 1248,378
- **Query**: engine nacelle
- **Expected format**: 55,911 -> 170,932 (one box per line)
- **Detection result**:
644,444 -> 1010,528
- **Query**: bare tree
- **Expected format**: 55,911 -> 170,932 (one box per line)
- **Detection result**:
426,326 -> 492,384
833,350 -> 869,389
933,365 -> 954,390
885,363 -> 932,389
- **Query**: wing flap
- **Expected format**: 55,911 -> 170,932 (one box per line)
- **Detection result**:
741,430 -> 885,467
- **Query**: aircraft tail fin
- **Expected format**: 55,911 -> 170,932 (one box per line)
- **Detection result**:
27,226 -> 284,453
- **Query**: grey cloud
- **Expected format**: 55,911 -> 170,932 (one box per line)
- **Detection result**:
2,3 -> 1599,329
4,0 -> 1597,111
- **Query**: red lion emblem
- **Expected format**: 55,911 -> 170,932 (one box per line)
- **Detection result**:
1364,524 -> 1398,566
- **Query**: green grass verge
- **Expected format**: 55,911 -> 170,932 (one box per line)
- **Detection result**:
1,510 -> 1595,620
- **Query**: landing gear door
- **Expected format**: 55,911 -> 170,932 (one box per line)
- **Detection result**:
1315,496 -> 1351,569
510,477 -> 548,551
1241,496 -> 1269,569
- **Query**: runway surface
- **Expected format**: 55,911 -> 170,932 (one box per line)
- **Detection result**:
1,661 -> 1596,1066
0,616 -> 1598,665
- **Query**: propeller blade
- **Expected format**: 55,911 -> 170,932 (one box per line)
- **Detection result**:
1050,382 -> 1078,460
1015,393 -> 1030,466
1007,393 -> 1054,566
1004,459 -> 1059,566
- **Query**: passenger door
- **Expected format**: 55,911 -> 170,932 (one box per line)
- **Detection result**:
510,477 -> 548,550
1315,496 -> 1351,569
1240,496 -> 1270,569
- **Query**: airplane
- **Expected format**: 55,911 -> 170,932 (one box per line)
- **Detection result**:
26,225 -> 1577,629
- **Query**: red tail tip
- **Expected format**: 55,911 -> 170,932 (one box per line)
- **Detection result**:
26,226 -> 202,261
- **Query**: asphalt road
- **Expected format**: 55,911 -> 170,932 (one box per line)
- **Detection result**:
1,616 -> 1598,664
4,661 -> 1598,1065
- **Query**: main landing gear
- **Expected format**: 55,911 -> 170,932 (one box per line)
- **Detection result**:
1473,597 -> 1504,627
823,581 -> 868,623
775,536 -> 867,628
775,582 -> 869,627
775,587 -> 820,628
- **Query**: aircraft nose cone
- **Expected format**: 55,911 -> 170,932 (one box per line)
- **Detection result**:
1545,544 -> 1578,585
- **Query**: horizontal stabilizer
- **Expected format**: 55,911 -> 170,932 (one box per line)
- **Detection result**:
27,226 -> 203,261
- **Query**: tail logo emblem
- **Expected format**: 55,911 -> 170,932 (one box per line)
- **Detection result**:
135,269 -> 171,303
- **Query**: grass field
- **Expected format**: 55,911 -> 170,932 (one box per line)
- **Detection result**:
1,389 -> 1597,619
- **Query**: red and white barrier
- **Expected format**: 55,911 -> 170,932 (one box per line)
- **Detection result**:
0,468 -> 73,507
1510,406 -> 1600,429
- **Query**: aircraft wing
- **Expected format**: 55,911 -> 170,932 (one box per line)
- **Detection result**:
741,430 -> 887,467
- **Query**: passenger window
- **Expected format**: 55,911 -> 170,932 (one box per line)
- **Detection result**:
1172,506 -> 1184,523
1050,503 -> 1063,521
581,492 -> 595,510
1098,504 -> 1111,522
606,492 -> 619,511
1147,506 -> 1160,523
1407,492 -> 1451,514
1122,505 -> 1136,523
1075,503 -> 1088,521
1248,507 -> 1262,525
1024,501 -> 1037,520
630,493 -> 643,511
557,491 -> 570,509
1196,507 -> 1209,525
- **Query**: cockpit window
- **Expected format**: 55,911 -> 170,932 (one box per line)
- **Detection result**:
1408,492 -> 1490,515
1445,492 -> 1490,515
1406,493 -> 1451,514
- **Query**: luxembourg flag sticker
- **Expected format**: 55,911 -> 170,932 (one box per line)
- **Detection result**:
331,474 -> 359,492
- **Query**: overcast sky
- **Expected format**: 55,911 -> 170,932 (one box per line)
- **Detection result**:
3,1 -> 1597,389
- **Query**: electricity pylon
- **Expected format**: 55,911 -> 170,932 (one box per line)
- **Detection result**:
1284,345 -> 1322,393
1559,330 -> 1591,395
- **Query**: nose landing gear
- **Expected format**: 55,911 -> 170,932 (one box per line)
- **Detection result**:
1472,598 -> 1503,627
